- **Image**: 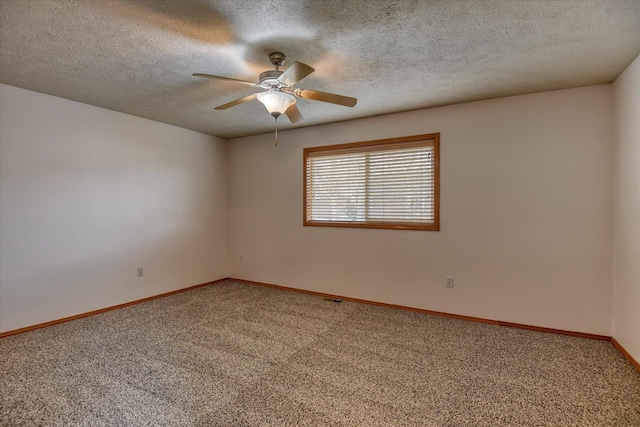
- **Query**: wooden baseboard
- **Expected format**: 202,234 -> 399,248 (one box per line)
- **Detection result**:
611,337 -> 640,372
230,278 -> 611,341
0,278 -> 229,338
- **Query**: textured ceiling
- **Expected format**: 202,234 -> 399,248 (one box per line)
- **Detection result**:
1,0 -> 639,139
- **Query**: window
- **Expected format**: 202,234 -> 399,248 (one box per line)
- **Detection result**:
304,133 -> 439,231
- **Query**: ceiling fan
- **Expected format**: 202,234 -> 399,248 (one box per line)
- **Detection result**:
193,52 -> 357,129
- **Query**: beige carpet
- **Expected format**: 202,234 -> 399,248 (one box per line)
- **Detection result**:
1,280 -> 639,426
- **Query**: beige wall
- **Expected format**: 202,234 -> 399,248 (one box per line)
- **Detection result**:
0,84 -> 229,333
613,55 -> 640,362
0,82 -> 621,338
229,85 -> 614,335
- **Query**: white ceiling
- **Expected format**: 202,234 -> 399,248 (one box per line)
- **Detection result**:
1,0 -> 639,139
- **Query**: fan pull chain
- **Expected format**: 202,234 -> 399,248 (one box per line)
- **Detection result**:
274,116 -> 278,146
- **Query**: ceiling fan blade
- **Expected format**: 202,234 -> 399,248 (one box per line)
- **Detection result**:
294,88 -> 357,107
214,93 -> 258,110
285,104 -> 304,123
193,73 -> 256,86
278,62 -> 315,86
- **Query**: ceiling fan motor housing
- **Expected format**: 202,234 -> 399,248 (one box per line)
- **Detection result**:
258,70 -> 285,88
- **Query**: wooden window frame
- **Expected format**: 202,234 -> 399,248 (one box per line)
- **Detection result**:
303,133 -> 440,231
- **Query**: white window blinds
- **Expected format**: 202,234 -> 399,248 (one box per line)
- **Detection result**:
304,134 -> 439,231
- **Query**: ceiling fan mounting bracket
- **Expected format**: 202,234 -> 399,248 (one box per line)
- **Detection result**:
268,52 -> 286,69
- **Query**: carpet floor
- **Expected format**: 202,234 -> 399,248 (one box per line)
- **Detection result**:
1,280 -> 639,426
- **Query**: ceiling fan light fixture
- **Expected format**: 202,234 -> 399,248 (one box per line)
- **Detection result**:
257,90 -> 296,118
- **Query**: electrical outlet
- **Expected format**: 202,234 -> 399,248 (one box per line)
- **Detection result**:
240,254 -> 244,263
446,276 -> 454,288
137,267 -> 144,277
